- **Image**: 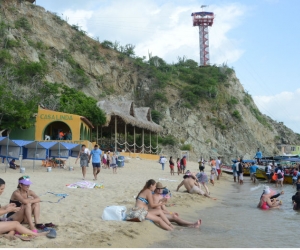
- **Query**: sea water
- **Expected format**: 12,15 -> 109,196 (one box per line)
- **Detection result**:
150,177 -> 300,248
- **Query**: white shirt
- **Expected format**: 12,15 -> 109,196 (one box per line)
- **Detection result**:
216,159 -> 221,169
84,148 -> 90,155
103,153 -> 107,160
160,157 -> 167,164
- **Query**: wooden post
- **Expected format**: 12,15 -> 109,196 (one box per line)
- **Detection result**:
156,133 -> 158,155
115,116 -> 117,153
150,131 -> 152,154
100,126 -> 102,147
134,126 -> 136,154
142,129 -> 144,154
96,125 -> 98,145
125,124 -> 127,152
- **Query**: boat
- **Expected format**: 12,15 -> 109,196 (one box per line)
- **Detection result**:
220,165 -> 266,179
257,170 -> 293,184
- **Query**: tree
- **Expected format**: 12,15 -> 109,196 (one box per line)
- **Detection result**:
59,86 -> 106,126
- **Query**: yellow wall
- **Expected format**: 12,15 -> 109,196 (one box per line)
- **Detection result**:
120,152 -> 159,161
35,107 -> 92,141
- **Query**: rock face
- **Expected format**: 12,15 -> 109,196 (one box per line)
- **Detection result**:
1,0 -> 300,163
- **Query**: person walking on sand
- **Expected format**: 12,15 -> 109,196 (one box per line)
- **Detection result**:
102,151 -> 107,169
196,170 -> 210,195
176,172 -> 213,198
106,151 -> 111,169
176,158 -> 181,175
169,156 -> 175,175
237,158 -> 243,185
160,156 -> 167,171
151,182 -> 201,228
111,152 -> 118,174
180,156 -> 187,174
198,156 -> 205,172
75,144 -> 90,180
216,157 -> 221,180
89,144 -> 102,181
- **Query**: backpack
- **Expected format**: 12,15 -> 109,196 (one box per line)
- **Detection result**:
265,166 -> 268,173
277,172 -> 283,179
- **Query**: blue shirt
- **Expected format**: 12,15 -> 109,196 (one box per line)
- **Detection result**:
90,149 -> 102,163
232,164 -> 236,172
255,151 -> 262,159
249,165 -> 259,174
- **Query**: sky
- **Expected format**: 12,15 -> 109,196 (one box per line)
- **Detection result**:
36,0 -> 300,133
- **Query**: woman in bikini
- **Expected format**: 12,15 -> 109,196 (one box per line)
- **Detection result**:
0,178 -> 54,241
126,179 -> 173,231
257,186 -> 283,210
7,176 -> 55,231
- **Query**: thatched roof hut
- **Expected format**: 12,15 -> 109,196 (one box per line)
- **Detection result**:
97,100 -> 163,133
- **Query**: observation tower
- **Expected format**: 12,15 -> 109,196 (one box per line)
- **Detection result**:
191,7 -> 214,66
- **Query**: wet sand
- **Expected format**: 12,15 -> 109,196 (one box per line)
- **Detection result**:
0,157 -> 229,248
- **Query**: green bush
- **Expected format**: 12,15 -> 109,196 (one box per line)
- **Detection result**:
151,110 -> 163,124
0,50 -> 12,63
180,144 -> 192,151
232,110 -> 242,121
6,39 -> 20,48
15,17 -> 31,31
52,13 -> 65,25
153,92 -> 167,103
15,60 -> 48,83
159,135 -> 177,146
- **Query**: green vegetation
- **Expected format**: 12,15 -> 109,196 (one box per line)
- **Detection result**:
180,144 -> 192,151
232,110 -> 242,121
15,17 -> 31,31
250,107 -> 271,129
227,97 -> 239,108
151,110 -> 164,124
52,13 -> 65,25
158,135 -> 177,146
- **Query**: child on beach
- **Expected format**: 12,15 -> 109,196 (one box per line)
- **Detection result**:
176,158 -> 181,175
110,152 -> 117,174
210,169 -> 215,186
169,156 -> 175,176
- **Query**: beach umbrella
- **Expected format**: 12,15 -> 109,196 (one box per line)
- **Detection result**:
24,141 -> 57,171
12,139 -> 33,169
0,136 -> 21,172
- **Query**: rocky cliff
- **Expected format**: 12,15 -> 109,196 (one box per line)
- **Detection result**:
1,0 -> 299,162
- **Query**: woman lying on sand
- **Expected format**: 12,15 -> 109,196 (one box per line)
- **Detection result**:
126,179 -> 174,230
257,186 -> 283,210
0,178 -> 55,241
7,176 -> 55,231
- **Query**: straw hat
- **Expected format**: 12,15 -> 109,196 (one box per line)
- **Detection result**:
156,182 -> 166,189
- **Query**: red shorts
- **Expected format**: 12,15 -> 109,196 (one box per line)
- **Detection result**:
170,165 -> 174,170
217,169 -> 221,175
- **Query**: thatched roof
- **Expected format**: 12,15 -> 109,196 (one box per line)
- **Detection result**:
97,100 -> 163,133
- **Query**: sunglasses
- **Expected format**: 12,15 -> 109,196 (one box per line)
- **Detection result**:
21,175 -> 30,179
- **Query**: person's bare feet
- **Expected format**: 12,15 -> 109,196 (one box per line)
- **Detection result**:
188,219 -> 201,228
3,234 -> 17,241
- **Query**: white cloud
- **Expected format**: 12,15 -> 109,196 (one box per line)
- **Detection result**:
253,89 -> 300,133
60,0 -> 247,65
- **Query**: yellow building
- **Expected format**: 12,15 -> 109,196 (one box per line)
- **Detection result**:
10,107 -> 94,143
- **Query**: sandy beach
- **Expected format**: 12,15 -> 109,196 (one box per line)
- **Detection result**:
0,157 -> 231,248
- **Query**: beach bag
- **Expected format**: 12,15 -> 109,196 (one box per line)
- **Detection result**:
277,172 -> 283,179
102,206 -> 127,221
272,173 -> 278,181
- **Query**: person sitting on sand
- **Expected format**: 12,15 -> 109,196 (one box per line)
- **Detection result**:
0,178 -> 56,241
176,171 -> 212,198
126,179 -> 173,231
9,159 -> 20,170
7,176 -> 55,231
151,182 -> 201,228
257,186 -> 283,210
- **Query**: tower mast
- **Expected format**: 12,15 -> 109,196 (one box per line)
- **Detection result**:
191,6 -> 214,66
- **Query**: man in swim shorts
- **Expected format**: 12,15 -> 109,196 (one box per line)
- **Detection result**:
176,172 -> 211,198
89,144 -> 102,180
